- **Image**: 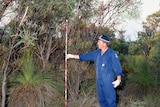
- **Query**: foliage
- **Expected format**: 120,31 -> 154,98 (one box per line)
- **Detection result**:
1,0 -> 157,106
145,10 -> 160,32
68,82 -> 99,107
92,0 -> 141,28
120,10 -> 160,106
124,55 -> 157,99
118,93 -> 160,107
110,38 -> 129,55
128,41 -> 141,55
148,40 -> 160,90
11,26 -> 37,48
8,49 -> 63,107
140,10 -> 160,87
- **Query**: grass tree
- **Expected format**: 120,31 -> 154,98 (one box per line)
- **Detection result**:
8,49 -> 63,107
125,55 -> 157,99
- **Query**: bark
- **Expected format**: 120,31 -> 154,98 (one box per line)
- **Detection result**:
1,46 -> 12,107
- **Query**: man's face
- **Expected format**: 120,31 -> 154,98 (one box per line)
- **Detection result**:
97,40 -> 106,49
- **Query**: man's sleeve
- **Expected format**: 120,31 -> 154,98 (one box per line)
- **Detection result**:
79,50 -> 98,61
111,52 -> 124,76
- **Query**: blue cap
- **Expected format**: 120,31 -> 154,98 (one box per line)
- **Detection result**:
96,35 -> 110,43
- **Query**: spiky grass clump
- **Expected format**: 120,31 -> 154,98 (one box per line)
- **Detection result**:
8,54 -> 62,107
125,56 -> 156,99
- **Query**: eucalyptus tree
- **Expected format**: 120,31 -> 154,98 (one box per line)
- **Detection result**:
136,10 -> 160,57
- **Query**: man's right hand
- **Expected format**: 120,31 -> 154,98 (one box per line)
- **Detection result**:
66,54 -> 79,59
66,54 -> 74,59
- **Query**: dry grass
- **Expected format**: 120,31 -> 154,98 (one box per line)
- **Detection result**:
68,87 -> 100,107
68,96 -> 100,107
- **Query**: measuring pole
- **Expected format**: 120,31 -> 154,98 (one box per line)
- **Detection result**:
64,19 -> 68,107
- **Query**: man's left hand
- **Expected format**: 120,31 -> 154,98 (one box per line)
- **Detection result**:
112,80 -> 121,88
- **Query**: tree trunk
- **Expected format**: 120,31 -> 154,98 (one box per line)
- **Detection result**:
1,47 -> 12,107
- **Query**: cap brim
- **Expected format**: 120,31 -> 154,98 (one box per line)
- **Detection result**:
95,37 -> 110,43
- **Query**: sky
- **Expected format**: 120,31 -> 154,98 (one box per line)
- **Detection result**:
124,0 -> 160,41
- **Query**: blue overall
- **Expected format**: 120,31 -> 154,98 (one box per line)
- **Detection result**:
79,48 -> 124,107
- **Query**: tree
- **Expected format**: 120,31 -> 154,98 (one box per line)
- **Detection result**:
92,0 -> 141,29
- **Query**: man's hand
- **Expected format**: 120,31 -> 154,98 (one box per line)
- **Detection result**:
66,54 -> 74,59
112,80 -> 121,88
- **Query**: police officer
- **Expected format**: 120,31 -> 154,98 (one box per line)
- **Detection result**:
67,35 -> 124,107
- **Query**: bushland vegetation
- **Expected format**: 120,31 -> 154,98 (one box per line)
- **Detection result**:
0,0 -> 159,107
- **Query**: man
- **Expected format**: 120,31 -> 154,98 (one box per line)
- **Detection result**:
67,35 -> 124,107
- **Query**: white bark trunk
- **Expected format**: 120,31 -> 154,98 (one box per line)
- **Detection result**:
0,1 -> 18,28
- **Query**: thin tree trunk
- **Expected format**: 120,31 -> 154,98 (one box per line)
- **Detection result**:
1,49 -> 12,107
1,6 -> 28,107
